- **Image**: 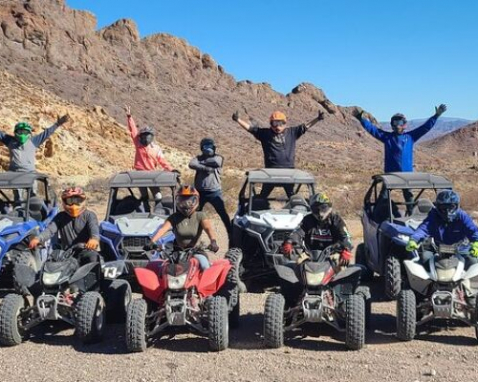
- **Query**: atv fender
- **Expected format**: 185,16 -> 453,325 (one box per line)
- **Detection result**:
403,259 -> 432,295
463,263 -> 478,281
274,264 -> 299,284
135,267 -> 161,302
70,262 -> 99,285
198,260 -> 231,297
331,266 -> 361,284
14,264 -> 36,289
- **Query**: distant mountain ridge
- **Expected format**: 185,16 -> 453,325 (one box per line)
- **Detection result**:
380,117 -> 473,141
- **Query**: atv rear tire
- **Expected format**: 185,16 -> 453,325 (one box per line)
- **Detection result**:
396,289 -> 416,341
345,294 -> 365,350
126,298 -> 149,352
75,291 -> 105,344
12,250 -> 37,294
207,296 -> 229,351
106,279 -> 132,323
385,255 -> 401,300
355,244 -> 373,282
0,294 -> 25,346
263,293 -> 285,349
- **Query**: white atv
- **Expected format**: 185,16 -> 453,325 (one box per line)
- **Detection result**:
397,242 -> 478,341
231,169 -> 316,287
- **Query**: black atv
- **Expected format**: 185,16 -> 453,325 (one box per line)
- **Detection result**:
0,244 -> 132,346
263,245 -> 371,350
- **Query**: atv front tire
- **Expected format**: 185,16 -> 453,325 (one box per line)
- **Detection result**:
106,279 -> 132,323
0,294 -> 25,346
263,293 -> 285,349
345,294 -> 365,350
207,296 -> 229,351
126,298 -> 149,352
75,291 -> 105,344
396,289 -> 416,341
385,255 -> 401,300
356,286 -> 372,330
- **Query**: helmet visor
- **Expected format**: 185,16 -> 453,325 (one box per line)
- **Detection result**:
437,203 -> 457,216
177,195 -> 198,211
270,120 -> 286,128
63,196 -> 86,206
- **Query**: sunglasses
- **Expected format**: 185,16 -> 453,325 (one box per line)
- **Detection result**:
15,129 -> 31,135
63,196 -> 85,206
271,120 -> 286,128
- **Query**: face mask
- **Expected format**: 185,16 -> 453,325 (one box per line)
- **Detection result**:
15,133 -> 30,145
139,133 -> 153,146
201,144 -> 215,157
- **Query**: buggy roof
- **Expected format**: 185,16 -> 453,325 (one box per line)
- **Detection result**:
0,172 -> 48,189
373,172 -> 453,190
247,169 -> 316,184
109,171 -> 179,188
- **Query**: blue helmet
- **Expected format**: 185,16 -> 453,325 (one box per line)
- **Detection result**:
435,190 -> 460,222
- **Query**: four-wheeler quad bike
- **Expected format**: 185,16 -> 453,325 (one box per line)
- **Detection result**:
263,244 -> 370,350
100,171 -> 179,284
0,172 -> 58,289
0,244 -> 132,346
126,245 -> 243,352
231,169 -> 316,286
357,172 -> 453,300
397,242 -> 478,342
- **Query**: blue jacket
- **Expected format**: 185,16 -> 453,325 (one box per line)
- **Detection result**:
411,209 -> 478,245
360,116 -> 438,172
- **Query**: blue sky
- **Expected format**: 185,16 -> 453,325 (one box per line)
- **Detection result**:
67,0 -> 478,120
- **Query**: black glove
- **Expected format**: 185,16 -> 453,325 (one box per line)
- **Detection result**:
208,239 -> 219,253
354,109 -> 364,121
318,111 -> 325,121
143,241 -> 159,251
435,104 -> 447,117
232,111 -> 239,122
57,114 -> 71,126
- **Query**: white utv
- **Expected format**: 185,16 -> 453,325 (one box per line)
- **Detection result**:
231,169 -> 316,287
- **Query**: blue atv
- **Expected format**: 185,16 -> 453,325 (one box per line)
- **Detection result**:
100,171 -> 178,284
357,172 -> 453,300
0,172 -> 58,289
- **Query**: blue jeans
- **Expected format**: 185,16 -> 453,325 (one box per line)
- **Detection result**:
198,190 -> 231,239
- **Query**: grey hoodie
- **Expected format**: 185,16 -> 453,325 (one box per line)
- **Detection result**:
189,154 -> 224,192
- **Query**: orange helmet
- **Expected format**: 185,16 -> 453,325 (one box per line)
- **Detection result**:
61,187 -> 86,218
176,185 -> 199,216
269,111 -> 287,123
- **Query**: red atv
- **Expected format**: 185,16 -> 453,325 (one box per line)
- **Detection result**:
126,246 -> 242,352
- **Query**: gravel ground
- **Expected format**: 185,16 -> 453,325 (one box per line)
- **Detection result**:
0,218 -> 477,382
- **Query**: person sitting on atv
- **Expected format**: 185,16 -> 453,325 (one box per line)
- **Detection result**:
281,192 -> 353,266
29,187 -> 101,265
355,104 -> 447,214
232,109 -> 325,198
124,105 -> 176,211
148,185 -> 219,270
406,190 -> 478,269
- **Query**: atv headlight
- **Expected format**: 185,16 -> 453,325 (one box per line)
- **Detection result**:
42,272 -> 62,285
168,273 -> 187,290
397,234 -> 410,244
305,271 -> 325,286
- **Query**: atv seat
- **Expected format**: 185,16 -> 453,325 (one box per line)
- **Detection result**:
410,198 -> 434,219
28,196 -> 47,222
288,194 -> 309,213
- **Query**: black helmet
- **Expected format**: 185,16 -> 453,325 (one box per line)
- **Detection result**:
138,126 -> 154,146
390,113 -> 407,132
309,192 -> 332,221
435,190 -> 460,222
200,137 -> 216,156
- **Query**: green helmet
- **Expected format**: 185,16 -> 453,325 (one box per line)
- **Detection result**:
14,122 -> 32,145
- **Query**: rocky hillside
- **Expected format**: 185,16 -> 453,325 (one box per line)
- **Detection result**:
0,70 -> 190,187
422,121 -> 478,158
0,0 -> 390,173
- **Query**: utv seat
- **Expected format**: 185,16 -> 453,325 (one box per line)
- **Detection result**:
251,197 -> 270,211
410,198 -> 434,219
288,195 -> 309,213
28,197 -> 48,222
113,196 -> 143,216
